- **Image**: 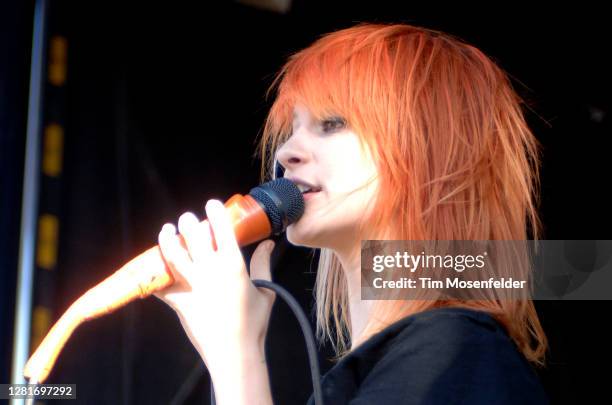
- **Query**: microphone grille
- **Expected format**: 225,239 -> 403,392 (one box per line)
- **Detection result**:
249,178 -> 305,234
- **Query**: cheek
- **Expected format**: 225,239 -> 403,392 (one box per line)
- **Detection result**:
322,143 -> 377,193
330,167 -> 379,227
324,162 -> 374,193
319,185 -> 378,233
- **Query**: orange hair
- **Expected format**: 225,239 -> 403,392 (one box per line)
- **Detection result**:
258,23 -> 547,365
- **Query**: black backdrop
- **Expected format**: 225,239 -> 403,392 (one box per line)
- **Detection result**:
1,1 -> 611,404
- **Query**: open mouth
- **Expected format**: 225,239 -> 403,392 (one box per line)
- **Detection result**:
296,184 -> 322,196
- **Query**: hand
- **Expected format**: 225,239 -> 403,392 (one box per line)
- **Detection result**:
153,199 -> 276,373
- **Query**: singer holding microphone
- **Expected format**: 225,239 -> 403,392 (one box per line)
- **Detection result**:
155,23 -> 550,404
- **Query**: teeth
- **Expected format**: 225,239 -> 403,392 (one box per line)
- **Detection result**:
293,181 -> 321,193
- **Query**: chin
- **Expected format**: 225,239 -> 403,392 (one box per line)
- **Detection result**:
285,223 -> 322,249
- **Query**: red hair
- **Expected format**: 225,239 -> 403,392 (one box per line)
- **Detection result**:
258,23 -> 547,364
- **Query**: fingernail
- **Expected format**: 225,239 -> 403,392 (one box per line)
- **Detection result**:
162,223 -> 176,234
206,199 -> 219,210
267,240 -> 275,251
179,212 -> 198,226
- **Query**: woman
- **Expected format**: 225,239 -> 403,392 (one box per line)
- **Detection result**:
155,23 -> 549,404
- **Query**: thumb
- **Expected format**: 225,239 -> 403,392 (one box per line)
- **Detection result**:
250,240 -> 275,281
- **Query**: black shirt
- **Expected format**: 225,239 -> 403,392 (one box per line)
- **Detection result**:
306,307 -> 548,404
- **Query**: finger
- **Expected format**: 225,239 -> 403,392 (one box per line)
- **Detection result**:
177,212 -> 208,264
158,223 -> 198,286
205,199 -> 240,256
249,240 -> 275,282
200,219 -> 213,259
250,240 -> 276,304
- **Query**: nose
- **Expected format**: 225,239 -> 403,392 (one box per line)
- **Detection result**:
275,133 -> 310,173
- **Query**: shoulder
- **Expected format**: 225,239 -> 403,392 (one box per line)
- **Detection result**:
351,307 -> 524,369
319,307 -> 549,404
386,307 -> 517,364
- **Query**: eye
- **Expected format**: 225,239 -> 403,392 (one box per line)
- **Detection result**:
320,117 -> 347,134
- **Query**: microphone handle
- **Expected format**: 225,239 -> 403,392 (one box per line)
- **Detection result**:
24,194 -> 271,383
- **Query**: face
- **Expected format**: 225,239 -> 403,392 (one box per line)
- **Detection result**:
275,104 -> 379,250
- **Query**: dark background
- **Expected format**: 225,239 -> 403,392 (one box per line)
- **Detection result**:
1,1 -> 610,404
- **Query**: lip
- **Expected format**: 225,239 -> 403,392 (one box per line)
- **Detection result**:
284,176 -> 322,194
302,190 -> 321,201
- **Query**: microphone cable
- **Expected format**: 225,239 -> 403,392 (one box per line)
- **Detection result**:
204,279 -> 324,405
25,281 -> 325,405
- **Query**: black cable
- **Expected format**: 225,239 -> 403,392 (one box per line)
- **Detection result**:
24,282 -> 324,405
209,279 -> 324,405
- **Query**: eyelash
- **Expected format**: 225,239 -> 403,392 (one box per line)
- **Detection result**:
320,117 -> 347,133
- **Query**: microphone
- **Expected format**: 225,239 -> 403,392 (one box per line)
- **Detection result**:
23,178 -> 304,383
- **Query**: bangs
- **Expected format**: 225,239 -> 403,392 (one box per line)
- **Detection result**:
259,24 -> 411,179
268,41 -> 355,143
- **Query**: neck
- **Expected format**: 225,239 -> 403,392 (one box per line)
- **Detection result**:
332,241 -> 372,349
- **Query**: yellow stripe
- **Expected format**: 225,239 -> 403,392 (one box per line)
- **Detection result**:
48,36 -> 67,86
37,214 -> 59,270
30,306 -> 52,353
42,123 -> 64,177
